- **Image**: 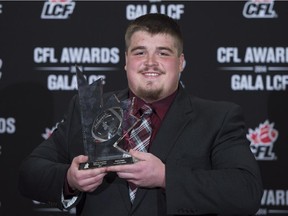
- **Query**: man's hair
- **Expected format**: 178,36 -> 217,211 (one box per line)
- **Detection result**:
125,13 -> 183,55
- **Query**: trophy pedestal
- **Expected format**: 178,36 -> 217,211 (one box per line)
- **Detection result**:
79,156 -> 135,169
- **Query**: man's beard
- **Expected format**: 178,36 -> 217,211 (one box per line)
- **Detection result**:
134,67 -> 165,102
136,84 -> 163,102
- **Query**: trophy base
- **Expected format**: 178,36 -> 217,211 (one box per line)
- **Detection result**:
79,156 -> 135,170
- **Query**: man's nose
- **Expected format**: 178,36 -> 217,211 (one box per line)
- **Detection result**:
144,54 -> 158,66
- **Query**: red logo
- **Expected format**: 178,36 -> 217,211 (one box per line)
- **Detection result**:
247,120 -> 278,160
247,120 -> 278,145
41,121 -> 62,140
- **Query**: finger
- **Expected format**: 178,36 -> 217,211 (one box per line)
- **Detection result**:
79,172 -> 107,192
107,164 -> 131,172
78,155 -> 89,163
129,149 -> 147,161
80,172 -> 107,185
73,155 -> 88,166
116,171 -> 136,180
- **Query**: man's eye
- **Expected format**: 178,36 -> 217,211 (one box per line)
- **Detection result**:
159,52 -> 169,56
135,51 -> 144,55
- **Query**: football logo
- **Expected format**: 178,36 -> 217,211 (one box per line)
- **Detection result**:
41,0 -> 75,19
247,120 -> 278,160
243,0 -> 277,19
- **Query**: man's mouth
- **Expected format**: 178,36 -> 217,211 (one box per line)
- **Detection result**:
142,72 -> 161,77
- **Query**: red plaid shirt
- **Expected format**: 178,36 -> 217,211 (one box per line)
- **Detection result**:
128,90 -> 177,150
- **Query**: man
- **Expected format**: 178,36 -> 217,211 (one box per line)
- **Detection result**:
19,13 -> 263,216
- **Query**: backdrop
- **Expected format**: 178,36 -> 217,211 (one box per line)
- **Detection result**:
1,1 -> 288,215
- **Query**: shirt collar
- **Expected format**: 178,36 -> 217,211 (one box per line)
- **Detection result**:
129,90 -> 177,120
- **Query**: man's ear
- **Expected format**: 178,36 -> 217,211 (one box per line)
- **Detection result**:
179,53 -> 185,72
124,52 -> 128,71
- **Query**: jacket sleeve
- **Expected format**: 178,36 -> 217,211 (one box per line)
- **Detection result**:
165,102 -> 263,215
18,95 -> 83,210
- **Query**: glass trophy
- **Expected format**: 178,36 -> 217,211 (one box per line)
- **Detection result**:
76,66 -> 140,169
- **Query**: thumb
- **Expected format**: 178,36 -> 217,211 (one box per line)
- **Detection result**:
73,155 -> 88,165
129,149 -> 146,161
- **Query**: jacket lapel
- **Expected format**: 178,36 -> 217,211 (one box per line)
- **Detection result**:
131,87 -> 194,209
117,178 -> 133,210
107,87 -> 195,211
150,86 -> 194,162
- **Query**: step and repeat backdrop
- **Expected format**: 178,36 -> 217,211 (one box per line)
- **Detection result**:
1,1 -> 288,215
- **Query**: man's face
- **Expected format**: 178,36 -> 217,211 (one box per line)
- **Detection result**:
125,31 -> 184,103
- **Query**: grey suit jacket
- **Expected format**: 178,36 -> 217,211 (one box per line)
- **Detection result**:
19,86 -> 263,216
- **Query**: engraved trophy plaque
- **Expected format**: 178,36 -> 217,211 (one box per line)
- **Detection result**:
76,66 -> 140,169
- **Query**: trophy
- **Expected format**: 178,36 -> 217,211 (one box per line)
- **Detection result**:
76,66 -> 140,169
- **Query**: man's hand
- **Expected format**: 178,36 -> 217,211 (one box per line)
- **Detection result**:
107,150 -> 166,188
67,155 -> 108,192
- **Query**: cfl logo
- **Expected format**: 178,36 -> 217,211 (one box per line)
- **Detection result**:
243,0 -> 277,18
41,0 -> 75,19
